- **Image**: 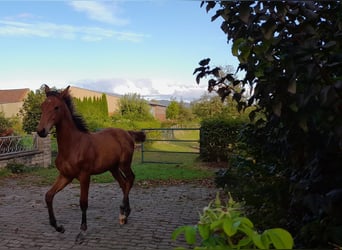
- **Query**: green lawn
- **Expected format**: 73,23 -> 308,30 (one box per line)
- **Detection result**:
0,151 -> 213,186
0,132 -> 213,186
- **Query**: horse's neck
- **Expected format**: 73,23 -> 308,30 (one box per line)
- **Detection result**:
55,119 -> 83,155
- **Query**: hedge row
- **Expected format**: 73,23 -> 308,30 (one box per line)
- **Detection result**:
199,118 -> 246,162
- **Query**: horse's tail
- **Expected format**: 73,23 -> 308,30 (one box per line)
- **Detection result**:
128,131 -> 146,143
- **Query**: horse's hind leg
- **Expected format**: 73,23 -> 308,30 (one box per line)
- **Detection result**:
79,173 -> 90,231
111,164 -> 135,225
45,174 -> 72,233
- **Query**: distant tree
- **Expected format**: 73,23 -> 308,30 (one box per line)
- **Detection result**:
74,94 -> 109,131
166,100 -> 180,120
119,93 -> 154,121
0,112 -> 12,134
19,87 -> 45,134
191,93 -> 244,120
191,94 -> 223,119
177,101 -> 194,122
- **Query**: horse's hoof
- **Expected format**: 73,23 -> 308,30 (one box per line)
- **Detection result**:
75,231 -> 86,244
80,223 -> 87,231
56,225 -> 65,233
119,214 -> 127,225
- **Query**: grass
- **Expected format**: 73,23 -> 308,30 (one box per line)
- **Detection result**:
0,151 -> 213,186
0,131 -> 213,186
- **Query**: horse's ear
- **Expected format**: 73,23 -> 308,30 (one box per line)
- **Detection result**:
44,84 -> 51,95
61,85 -> 71,98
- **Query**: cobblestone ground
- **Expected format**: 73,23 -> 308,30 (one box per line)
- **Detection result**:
0,178 -> 216,250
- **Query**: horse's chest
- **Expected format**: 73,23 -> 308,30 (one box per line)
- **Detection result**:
55,156 -> 83,178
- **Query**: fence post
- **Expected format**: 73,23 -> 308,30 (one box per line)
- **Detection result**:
141,130 -> 145,163
35,132 -> 51,168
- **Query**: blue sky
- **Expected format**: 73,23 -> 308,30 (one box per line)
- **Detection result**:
0,1 -> 238,101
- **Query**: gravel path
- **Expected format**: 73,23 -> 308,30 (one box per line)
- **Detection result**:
0,177 -> 216,249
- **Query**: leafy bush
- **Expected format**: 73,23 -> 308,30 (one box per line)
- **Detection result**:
172,193 -> 294,249
5,163 -> 35,174
215,155 -> 290,230
200,118 -> 246,162
0,112 -> 13,134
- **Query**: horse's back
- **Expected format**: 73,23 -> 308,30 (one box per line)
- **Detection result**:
92,128 -> 135,156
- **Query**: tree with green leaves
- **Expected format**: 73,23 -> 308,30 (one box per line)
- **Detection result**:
74,93 -> 109,131
197,1 -> 342,248
191,94 -> 224,119
166,100 -> 180,120
19,87 -> 46,134
119,93 -> 154,121
0,112 -> 12,134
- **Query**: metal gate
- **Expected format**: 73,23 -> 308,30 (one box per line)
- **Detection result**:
141,128 -> 200,164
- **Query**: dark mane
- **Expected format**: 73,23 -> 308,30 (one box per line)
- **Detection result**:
46,90 -> 89,133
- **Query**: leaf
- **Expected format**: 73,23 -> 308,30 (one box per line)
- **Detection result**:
233,80 -> 241,86
289,103 -> 298,112
223,218 -> 236,236
208,79 -> 217,88
239,45 -> 251,63
252,234 -> 267,249
272,102 -> 282,117
287,78 -> 296,94
196,72 -> 205,84
239,3 -> 250,23
249,110 -> 256,121
198,223 -> 210,240
211,67 -> 221,77
261,20 -> 277,40
172,225 -> 187,240
236,217 -> 254,228
263,228 -> 294,249
299,117 -> 308,132
212,9 -> 223,22
237,236 -> 252,248
232,38 -> 246,57
193,67 -> 203,75
199,58 -> 210,67
184,226 -> 197,245
210,220 -> 223,231
214,192 -> 221,207
205,1 -> 216,13
233,93 -> 242,102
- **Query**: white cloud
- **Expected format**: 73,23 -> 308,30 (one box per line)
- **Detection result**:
72,77 -> 208,102
69,1 -> 129,26
0,20 -> 147,42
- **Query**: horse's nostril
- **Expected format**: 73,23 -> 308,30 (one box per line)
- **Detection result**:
37,128 -> 47,138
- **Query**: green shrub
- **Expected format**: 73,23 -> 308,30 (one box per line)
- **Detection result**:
6,163 -> 29,174
172,193 -> 294,249
215,155 -> 290,230
200,118 -> 246,162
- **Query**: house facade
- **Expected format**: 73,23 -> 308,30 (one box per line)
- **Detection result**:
0,88 -> 30,117
69,86 -> 120,115
0,86 -> 166,121
149,102 -> 167,121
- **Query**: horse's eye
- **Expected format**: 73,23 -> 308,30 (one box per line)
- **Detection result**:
54,106 -> 59,111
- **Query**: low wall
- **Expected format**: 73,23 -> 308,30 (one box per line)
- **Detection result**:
0,133 -> 51,169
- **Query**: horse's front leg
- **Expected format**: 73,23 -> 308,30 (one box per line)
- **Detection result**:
46,174 -> 72,233
79,174 -> 90,231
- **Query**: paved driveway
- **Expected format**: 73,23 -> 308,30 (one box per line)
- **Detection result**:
0,177 -> 216,249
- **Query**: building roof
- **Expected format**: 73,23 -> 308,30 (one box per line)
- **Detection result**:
0,88 -> 30,104
148,101 -> 167,107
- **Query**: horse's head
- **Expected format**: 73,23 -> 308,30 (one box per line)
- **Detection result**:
37,85 -> 70,137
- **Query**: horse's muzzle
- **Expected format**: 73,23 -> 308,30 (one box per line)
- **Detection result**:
37,128 -> 48,138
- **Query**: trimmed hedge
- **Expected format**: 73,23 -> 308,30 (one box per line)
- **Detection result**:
200,118 -> 246,162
